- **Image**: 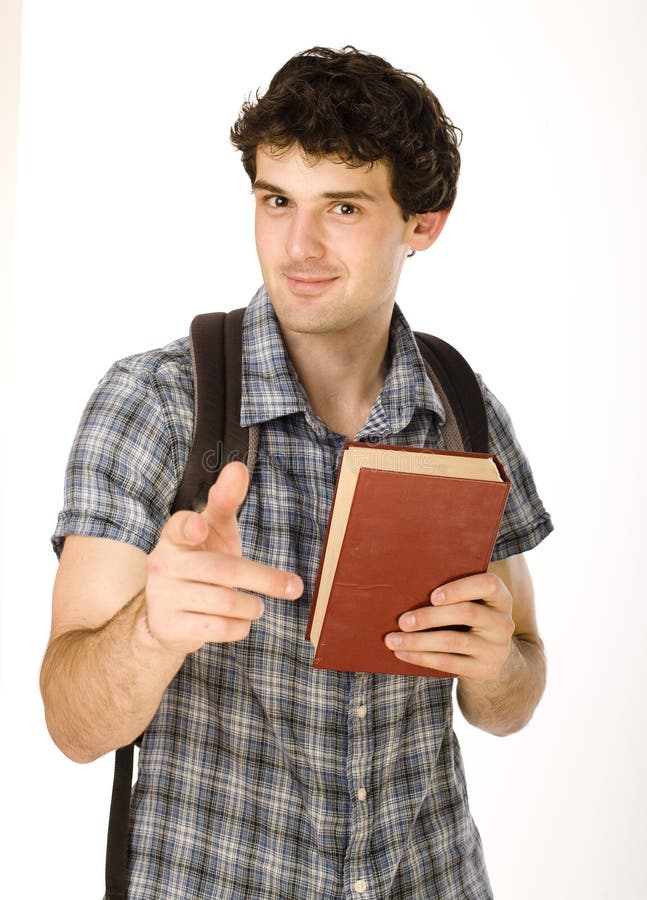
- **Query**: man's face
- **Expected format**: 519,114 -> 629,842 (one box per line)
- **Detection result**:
253,144 -> 421,338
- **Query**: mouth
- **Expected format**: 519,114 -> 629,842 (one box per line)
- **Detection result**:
284,274 -> 340,295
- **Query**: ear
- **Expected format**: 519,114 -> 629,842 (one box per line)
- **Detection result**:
407,209 -> 450,252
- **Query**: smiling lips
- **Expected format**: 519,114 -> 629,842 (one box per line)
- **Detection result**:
284,271 -> 340,294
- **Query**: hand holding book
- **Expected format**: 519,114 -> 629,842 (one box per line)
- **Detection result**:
384,568 -> 516,679
307,442 -> 512,677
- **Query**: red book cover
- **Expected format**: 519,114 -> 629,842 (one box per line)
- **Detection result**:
308,443 -> 510,677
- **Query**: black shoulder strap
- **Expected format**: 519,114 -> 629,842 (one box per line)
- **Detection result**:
104,744 -> 133,899
104,309 -> 248,900
414,332 -> 489,454
172,308 -> 249,512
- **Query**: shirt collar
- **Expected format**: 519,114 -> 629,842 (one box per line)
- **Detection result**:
360,304 -> 446,437
240,286 -> 445,432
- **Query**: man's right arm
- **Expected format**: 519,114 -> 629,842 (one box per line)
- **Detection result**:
40,462 -> 303,763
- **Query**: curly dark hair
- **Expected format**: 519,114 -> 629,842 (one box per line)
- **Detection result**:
230,46 -> 461,218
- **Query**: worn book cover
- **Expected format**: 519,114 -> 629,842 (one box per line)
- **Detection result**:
307,442 -> 511,676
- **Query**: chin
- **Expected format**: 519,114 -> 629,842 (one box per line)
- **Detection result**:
275,311 -> 338,336
268,292 -> 338,332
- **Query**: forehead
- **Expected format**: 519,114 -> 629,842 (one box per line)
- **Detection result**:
254,144 -> 394,198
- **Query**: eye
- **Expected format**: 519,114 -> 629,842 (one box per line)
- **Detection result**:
331,202 -> 359,216
266,195 -> 290,209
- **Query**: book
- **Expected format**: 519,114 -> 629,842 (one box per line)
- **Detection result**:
306,442 -> 511,677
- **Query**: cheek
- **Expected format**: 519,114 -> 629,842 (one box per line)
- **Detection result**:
254,218 -> 279,262
254,211 -> 266,242
365,230 -> 407,273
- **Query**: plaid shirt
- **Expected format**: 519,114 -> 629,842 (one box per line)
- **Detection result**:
53,287 -> 552,899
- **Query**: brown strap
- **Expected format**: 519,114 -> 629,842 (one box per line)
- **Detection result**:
104,743 -> 133,899
171,308 -> 249,512
414,332 -> 489,453
106,309 -> 248,898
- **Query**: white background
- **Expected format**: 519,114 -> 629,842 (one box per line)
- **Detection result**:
1,1 -> 645,898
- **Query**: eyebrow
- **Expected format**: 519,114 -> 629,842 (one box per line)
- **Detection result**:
252,180 -> 379,203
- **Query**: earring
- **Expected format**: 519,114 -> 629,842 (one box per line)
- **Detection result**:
407,248 -> 416,258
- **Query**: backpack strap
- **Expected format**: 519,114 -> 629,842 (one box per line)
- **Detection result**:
104,744 -> 133,899
414,332 -> 489,454
104,308 -> 251,900
172,307 -> 254,513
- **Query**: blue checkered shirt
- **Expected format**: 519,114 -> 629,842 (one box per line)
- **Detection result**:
53,287 -> 553,899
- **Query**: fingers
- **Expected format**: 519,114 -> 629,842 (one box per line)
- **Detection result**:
160,508 -> 210,549
386,627 -> 492,659
174,581 -> 266,620
145,552 -> 303,656
384,645 -> 502,681
397,598 -> 485,633
174,612 -> 255,646
145,580 -> 265,652
159,462 -> 250,554
202,461 -> 249,554
392,572 -> 511,634
149,546 -> 303,601
429,572 -> 509,610
146,460 -> 304,656
385,618 -> 513,680
146,605 -> 257,652
384,572 -> 515,679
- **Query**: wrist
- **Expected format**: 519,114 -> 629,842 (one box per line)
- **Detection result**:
457,637 -> 544,736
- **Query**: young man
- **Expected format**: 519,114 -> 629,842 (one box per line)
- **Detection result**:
42,47 -> 552,899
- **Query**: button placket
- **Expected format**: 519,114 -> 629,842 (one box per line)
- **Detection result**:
345,675 -> 375,898
354,702 -> 368,804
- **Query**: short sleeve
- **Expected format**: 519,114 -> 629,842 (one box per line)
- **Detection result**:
480,380 -> 554,560
52,340 -> 194,558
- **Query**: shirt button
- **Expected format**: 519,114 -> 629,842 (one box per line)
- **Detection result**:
357,787 -> 367,801
357,705 -> 367,719
354,879 -> 368,893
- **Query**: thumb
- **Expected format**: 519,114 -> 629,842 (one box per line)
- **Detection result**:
160,507 -> 209,549
201,461 -> 250,554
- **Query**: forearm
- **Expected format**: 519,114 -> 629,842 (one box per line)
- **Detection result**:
40,590 -> 186,763
456,634 -> 546,736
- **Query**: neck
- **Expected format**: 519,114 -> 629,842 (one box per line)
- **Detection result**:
281,309 -> 393,438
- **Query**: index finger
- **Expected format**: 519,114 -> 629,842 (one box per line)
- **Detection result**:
181,550 -> 304,601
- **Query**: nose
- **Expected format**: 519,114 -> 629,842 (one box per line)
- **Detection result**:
286,209 -> 325,261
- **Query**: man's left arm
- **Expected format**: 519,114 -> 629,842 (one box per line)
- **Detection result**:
385,553 -> 546,736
